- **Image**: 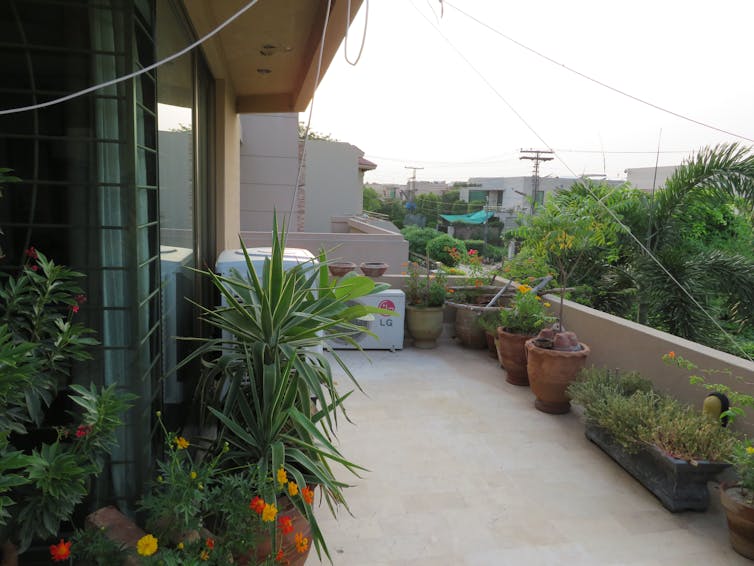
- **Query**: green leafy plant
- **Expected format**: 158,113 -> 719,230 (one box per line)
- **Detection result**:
404,260 -> 448,307
426,234 -> 466,267
729,440 -> 754,503
0,249 -> 134,553
498,283 -> 556,335
179,218 -> 390,562
568,368 -> 736,462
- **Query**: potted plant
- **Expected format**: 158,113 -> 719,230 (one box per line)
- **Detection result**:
0,250 -> 134,561
404,259 -> 448,349
721,439 -> 754,560
514,212 -> 592,413
568,368 -> 735,512
497,283 -> 556,386
179,218 -> 389,563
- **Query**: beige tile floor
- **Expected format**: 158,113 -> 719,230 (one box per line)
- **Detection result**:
308,336 -> 749,566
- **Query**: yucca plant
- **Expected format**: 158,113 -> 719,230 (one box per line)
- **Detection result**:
181,218 -> 392,562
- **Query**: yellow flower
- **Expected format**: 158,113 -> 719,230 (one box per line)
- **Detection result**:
535,296 -> 542,301
544,302 -> 551,308
200,550 -> 210,561
277,467 -> 288,485
262,503 -> 278,522
198,483 -> 204,491
174,436 -> 189,450
746,446 -> 754,455
136,534 -> 158,557
190,471 -> 197,480
177,542 -> 184,550
288,481 -> 299,497
156,475 -> 163,483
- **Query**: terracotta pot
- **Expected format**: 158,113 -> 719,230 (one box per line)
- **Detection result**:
328,261 -> 356,277
721,483 -> 754,560
406,305 -> 444,349
238,497 -> 312,566
497,328 -> 535,386
359,262 -> 388,277
525,340 -> 590,413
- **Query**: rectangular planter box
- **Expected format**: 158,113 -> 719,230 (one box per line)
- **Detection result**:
585,424 -> 729,512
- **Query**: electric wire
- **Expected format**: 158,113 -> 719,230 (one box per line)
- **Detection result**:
443,1 -> 754,144
412,0 -> 754,361
289,0 -> 333,222
0,0 -> 262,115
344,0 -> 369,66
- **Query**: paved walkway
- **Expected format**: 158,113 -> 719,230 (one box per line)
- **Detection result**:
310,337 -> 748,565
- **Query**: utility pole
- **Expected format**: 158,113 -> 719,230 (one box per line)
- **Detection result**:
519,149 -> 553,215
404,166 -> 423,214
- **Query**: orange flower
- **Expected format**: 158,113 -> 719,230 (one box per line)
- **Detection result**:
287,481 -> 299,497
668,351 -> 676,359
301,486 -> 315,505
174,436 -> 190,450
206,538 -> 215,549
276,549 -> 285,563
277,467 -> 288,486
200,550 -> 210,561
295,532 -> 309,554
50,539 -> 71,562
278,515 -> 294,534
250,496 -> 265,515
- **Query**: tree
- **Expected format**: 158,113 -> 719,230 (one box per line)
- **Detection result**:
362,186 -> 381,212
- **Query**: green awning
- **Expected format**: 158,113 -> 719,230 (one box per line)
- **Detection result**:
439,210 -> 495,224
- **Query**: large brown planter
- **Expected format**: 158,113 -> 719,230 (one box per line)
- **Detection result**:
525,340 -> 590,414
447,286 -> 514,349
497,328 -> 535,386
406,305 -> 444,349
721,483 -> 754,560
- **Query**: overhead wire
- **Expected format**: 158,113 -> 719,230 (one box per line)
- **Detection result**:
411,0 -> 754,361
344,0 -> 369,66
443,1 -> 754,144
0,0 -> 262,115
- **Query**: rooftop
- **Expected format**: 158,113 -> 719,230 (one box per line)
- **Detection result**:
312,338 -> 747,565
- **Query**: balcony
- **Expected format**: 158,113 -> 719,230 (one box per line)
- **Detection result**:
312,334 -> 748,564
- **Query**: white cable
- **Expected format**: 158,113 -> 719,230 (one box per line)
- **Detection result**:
0,0 -> 262,116
289,0 -> 333,222
411,0 -> 754,361
344,0 -> 369,66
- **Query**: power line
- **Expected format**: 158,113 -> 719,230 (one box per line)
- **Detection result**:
0,0 -> 262,115
443,1 -> 754,144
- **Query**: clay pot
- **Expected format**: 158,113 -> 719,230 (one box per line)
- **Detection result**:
328,261 -> 356,277
359,262 -> 388,277
525,340 -> 590,413
721,483 -> 754,560
406,305 -> 444,349
497,328 -> 535,386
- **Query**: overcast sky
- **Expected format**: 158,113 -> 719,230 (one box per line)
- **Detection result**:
304,0 -> 754,185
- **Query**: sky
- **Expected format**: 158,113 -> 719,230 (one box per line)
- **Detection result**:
304,0 -> 754,186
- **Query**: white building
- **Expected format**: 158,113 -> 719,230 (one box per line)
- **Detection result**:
625,166 -> 678,192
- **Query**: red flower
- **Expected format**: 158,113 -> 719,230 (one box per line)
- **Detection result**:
468,249 -> 478,256
30,265 -> 38,271
25,246 -> 38,259
205,537 -> 215,549
301,486 -> 314,505
75,294 -> 87,304
71,305 -> 80,314
249,496 -> 265,515
76,424 -> 92,438
50,539 -> 71,562
278,515 -> 294,534
275,549 -> 285,563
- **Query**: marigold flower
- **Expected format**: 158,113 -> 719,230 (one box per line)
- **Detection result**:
50,539 -> 71,562
250,496 -> 266,515
747,446 -> 754,455
76,424 -> 92,438
262,503 -> 278,522
174,436 -> 189,450
136,534 -> 158,556
301,486 -> 314,505
200,550 -> 210,561
288,481 -> 299,497
667,351 -> 676,360
278,515 -> 294,534
277,467 -> 288,485
206,538 -> 215,549
295,532 -> 309,554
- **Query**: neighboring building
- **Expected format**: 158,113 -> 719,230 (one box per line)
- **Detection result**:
626,166 -> 679,192
0,0 -> 362,510
369,180 -> 450,200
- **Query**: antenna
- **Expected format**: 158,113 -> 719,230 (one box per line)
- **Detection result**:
519,149 -> 553,214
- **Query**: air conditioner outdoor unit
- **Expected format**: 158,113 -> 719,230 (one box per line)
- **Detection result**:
327,289 -> 405,351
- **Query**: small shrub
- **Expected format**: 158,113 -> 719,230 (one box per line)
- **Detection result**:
426,235 -> 466,267
401,226 -> 442,256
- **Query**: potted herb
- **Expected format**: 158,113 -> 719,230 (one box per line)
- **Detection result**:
497,283 -> 556,386
568,368 -> 735,512
404,259 -> 448,349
